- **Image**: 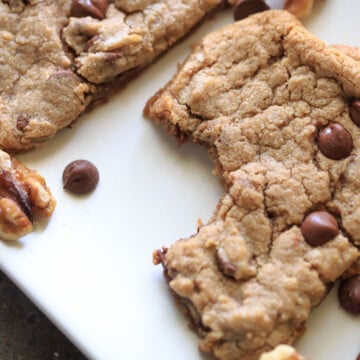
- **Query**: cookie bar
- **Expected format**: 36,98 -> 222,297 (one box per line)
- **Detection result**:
146,10 -> 360,360
63,0 -> 226,84
0,150 -> 55,241
0,0 -> 226,151
0,1 -> 92,151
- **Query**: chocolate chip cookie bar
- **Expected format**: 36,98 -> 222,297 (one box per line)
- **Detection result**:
0,150 -> 55,241
146,10 -> 360,359
0,0 -> 227,151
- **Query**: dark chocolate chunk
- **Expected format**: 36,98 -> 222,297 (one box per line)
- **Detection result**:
233,0 -> 270,21
63,160 -> 99,195
338,275 -> 360,315
318,123 -> 353,160
301,211 -> 339,246
350,100 -> 360,127
71,0 -> 108,20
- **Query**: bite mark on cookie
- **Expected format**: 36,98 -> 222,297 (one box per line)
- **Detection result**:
146,10 -> 360,360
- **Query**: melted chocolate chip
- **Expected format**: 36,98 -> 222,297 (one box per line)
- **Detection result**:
71,0 -> 108,19
63,160 -> 99,195
350,100 -> 360,127
338,275 -> 360,315
233,0 -> 270,21
318,123 -> 353,160
301,211 -> 339,247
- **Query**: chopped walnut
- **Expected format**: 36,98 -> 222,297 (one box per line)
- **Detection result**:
227,0 -> 320,19
260,345 -> 306,360
0,150 -> 55,241
284,0 -> 314,19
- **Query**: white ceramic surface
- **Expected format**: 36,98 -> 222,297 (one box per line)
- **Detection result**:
0,2 -> 359,359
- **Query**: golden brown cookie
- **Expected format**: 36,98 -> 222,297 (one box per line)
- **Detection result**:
260,345 -> 306,360
0,0 -> 227,151
146,10 -> 360,360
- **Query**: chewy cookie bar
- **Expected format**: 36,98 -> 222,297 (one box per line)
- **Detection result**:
0,0 -> 227,151
146,10 -> 360,359
0,0 -> 319,152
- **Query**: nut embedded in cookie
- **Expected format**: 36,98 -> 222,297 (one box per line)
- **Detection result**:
146,10 -> 360,360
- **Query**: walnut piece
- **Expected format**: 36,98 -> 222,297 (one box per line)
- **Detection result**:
260,345 -> 306,360
284,0 -> 314,19
0,150 -> 55,241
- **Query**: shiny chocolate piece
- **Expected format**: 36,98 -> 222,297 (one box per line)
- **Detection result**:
338,275 -> 360,315
318,123 -> 353,160
63,160 -> 99,195
71,0 -> 108,20
350,100 -> 360,127
301,211 -> 339,247
233,0 -> 270,21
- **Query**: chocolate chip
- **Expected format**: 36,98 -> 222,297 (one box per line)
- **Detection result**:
71,0 -> 108,20
338,275 -> 360,315
301,211 -> 339,246
233,0 -> 270,21
350,100 -> 360,127
318,123 -> 353,160
63,160 -> 99,195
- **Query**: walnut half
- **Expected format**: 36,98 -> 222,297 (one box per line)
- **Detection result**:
284,0 -> 315,19
260,345 -> 306,360
0,150 -> 55,241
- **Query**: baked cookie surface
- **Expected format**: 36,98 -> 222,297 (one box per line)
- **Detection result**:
0,0 -> 225,151
146,10 -> 360,360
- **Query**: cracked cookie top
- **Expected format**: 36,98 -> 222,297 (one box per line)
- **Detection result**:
0,0 -> 92,150
0,0 -> 225,151
62,0 -> 223,84
146,10 -> 360,360
145,10 -> 360,246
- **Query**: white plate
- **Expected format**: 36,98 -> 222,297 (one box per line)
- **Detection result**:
0,2 -> 359,359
